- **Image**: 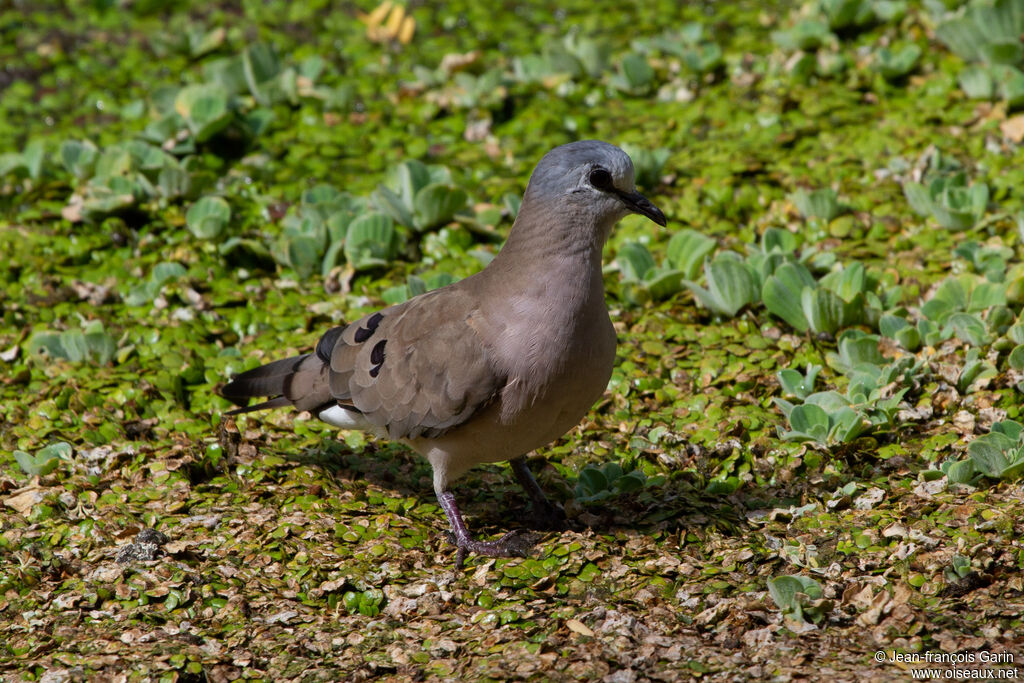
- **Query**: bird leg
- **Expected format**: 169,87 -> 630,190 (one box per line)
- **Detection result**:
436,489 -> 534,568
510,456 -> 567,529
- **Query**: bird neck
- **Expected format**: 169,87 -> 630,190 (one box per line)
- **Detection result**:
493,196 -> 613,276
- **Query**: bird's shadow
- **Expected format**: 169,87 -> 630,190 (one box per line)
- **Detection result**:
278,440 -> 764,539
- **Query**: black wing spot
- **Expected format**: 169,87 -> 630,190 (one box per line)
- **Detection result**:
354,312 -> 384,343
315,326 -> 345,362
369,339 -> 386,378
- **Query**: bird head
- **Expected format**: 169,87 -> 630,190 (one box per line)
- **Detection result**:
524,140 -> 667,228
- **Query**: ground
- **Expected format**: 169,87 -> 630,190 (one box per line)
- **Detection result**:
2,0 -> 1024,680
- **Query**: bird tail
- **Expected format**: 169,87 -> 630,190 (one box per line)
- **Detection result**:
221,353 -> 333,415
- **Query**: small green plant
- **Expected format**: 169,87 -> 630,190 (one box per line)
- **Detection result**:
615,230 -> 716,304
776,334 -> 922,446
903,172 -> 989,230
879,314 -> 921,351
186,196 -> 232,239
777,364 -> 822,401
873,44 -> 922,80
920,274 -> 1004,346
956,348 -> 996,394
124,261 -> 188,306
967,419 -> 1024,480
944,554 -> 974,584
342,588 -> 385,617
762,261 -> 870,335
636,23 -> 724,75
772,19 -> 833,52
682,252 -> 760,317
27,321 -> 119,365
790,187 -> 845,222
933,0 -> 1024,107
610,53 -> 655,94
344,212 -> 399,271
767,575 -> 830,626
13,442 -> 73,478
953,240 -> 1012,280
575,462 -> 647,503
373,159 -> 468,233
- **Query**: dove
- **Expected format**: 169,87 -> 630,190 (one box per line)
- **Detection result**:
222,140 -> 667,565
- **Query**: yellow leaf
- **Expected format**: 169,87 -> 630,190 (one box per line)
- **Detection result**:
565,618 -> 594,636
362,1 -> 393,28
384,3 -> 405,36
1001,114 -> 1024,144
398,16 -> 415,44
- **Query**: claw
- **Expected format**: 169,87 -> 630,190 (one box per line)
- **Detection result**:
437,489 -> 539,567
453,530 -> 536,568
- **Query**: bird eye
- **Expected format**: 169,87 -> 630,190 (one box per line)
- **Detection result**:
589,168 -> 613,190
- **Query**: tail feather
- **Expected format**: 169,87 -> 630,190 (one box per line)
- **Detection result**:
224,396 -> 292,415
221,352 -> 334,414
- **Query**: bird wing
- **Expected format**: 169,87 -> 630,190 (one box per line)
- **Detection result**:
324,286 -> 508,440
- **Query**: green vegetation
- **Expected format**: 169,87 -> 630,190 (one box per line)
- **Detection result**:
2,0 -> 1024,679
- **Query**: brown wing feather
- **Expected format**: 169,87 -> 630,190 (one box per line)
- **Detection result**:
327,288 -> 507,439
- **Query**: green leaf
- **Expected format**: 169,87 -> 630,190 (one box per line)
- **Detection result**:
175,84 -> 231,142
152,261 -> 187,287
968,432 -> 1024,479
392,159 -> 432,209
829,332 -> 884,373
801,287 -> 863,336
665,229 -> 716,280
934,15 -> 985,62
994,64 -> 1024,108
768,575 -> 821,619
684,254 -> 759,317
616,243 -> 656,282
286,235 -> 323,279
14,440 -> 71,479
772,19 -> 831,51
374,184 -> 414,229
819,262 -> 866,302
946,459 -> 977,484
1008,345 -> 1024,371
777,365 -> 820,400
874,44 -> 921,80
644,268 -> 685,301
621,144 -> 671,189
614,53 -> 654,93
903,181 -> 934,217
761,227 -> 798,254
413,183 -> 468,232
242,43 -> 282,104
345,212 -> 397,271
960,65 -> 996,100
879,315 -> 921,351
821,0 -> 872,28
992,419 -> 1024,442
948,312 -> 989,346
186,196 -> 231,239
59,139 -> 98,179
782,403 -> 830,443
14,447 -> 61,477
763,263 -> 814,332
790,188 -> 842,221
829,407 -> 868,443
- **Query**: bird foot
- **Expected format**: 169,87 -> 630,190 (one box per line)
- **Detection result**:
453,530 -> 537,568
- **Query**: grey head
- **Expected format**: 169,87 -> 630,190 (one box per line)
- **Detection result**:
523,140 -> 667,228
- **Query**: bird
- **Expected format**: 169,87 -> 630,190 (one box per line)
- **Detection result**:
221,140 -> 667,566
